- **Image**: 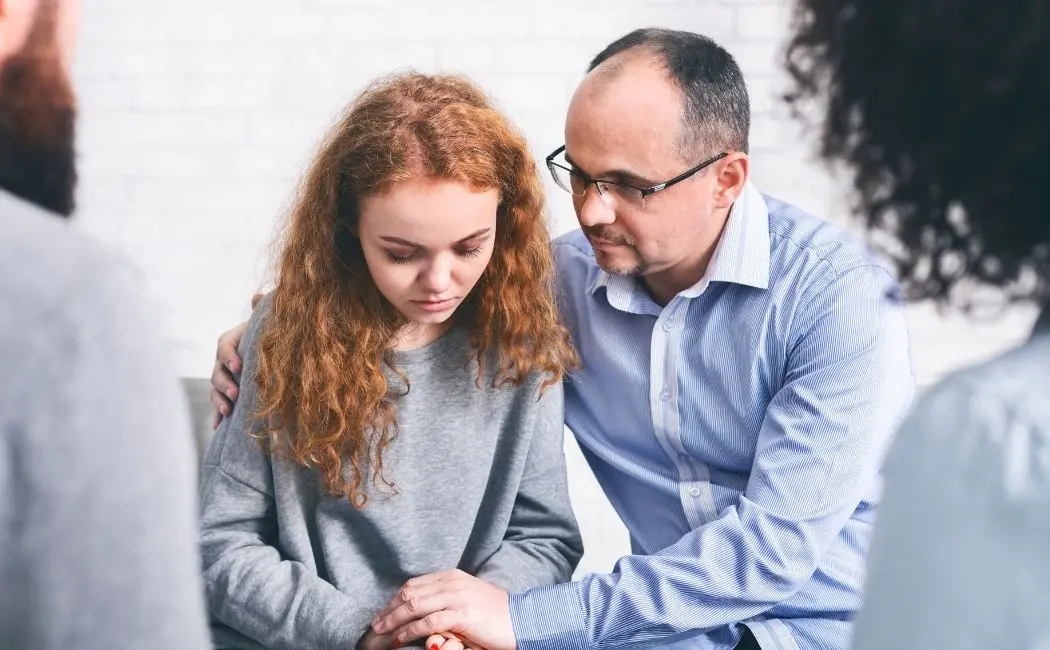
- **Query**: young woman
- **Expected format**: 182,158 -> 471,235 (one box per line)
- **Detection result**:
199,72 -> 582,650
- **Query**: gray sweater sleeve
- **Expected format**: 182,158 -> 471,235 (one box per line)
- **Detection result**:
199,305 -> 365,650
474,382 -> 584,593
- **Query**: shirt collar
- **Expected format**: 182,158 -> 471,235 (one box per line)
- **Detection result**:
589,182 -> 771,301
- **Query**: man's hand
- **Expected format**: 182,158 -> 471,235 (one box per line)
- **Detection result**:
371,570 -> 516,650
210,320 -> 248,428
210,293 -> 267,427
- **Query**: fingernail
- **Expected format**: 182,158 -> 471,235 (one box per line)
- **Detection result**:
226,389 -> 236,399
430,645 -> 440,650
392,642 -> 402,649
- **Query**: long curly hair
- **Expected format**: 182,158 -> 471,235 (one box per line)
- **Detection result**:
784,0 -> 1050,306
252,72 -> 577,507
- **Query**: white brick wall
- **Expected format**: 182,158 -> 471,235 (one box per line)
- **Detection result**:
71,0 -> 1038,575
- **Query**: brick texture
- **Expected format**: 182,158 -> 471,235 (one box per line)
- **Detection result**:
72,0 -> 1037,575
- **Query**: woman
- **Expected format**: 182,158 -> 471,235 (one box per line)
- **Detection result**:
785,1 -> 1050,648
199,72 -> 582,650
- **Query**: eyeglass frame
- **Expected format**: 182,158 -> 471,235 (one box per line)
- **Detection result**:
544,144 -> 730,201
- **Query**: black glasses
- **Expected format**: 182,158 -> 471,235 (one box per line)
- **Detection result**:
545,145 -> 729,207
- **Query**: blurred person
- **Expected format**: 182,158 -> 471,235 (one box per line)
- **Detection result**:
0,0 -> 209,647
212,29 -> 916,650
197,72 -> 582,650
785,1 -> 1050,648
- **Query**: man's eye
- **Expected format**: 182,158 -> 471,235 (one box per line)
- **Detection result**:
607,183 -> 640,198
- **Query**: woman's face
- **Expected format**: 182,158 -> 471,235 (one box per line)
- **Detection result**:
358,177 -> 499,334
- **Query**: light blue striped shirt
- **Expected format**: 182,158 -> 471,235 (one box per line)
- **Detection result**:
509,183 -> 916,650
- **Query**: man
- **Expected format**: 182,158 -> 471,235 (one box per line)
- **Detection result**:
211,28 -> 914,650
783,1 -> 1050,648
0,0 -> 209,646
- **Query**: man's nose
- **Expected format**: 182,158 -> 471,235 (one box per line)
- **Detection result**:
575,185 -> 616,228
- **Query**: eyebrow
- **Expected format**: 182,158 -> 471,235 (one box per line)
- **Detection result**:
379,227 -> 492,248
563,153 -> 655,186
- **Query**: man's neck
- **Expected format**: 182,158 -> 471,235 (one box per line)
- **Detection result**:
640,209 -> 732,306
641,252 -> 712,307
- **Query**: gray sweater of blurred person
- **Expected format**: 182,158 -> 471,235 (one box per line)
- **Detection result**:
0,190 -> 210,648
199,295 -> 583,650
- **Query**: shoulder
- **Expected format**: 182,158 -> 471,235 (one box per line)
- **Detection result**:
0,193 -> 196,478
893,337 -> 1050,495
552,230 -> 595,277
0,192 -> 143,325
551,230 -> 600,317
764,194 -> 897,297
0,193 -> 164,389
240,293 -> 275,357
910,336 -> 1050,435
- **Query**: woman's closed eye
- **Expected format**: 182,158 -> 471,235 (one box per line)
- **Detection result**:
384,246 -> 485,265
384,250 -> 418,264
456,245 -> 485,259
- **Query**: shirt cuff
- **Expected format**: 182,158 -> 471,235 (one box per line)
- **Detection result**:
509,582 -> 588,650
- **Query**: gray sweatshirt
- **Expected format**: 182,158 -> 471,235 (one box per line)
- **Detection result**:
200,298 -> 583,650
0,190 -> 210,648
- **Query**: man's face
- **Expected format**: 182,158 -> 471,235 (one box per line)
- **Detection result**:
562,54 -> 728,280
0,0 -> 79,217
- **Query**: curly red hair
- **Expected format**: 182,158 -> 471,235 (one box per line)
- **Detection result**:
252,72 -> 577,507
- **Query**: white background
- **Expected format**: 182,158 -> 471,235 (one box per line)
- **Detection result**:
72,0 -> 1038,575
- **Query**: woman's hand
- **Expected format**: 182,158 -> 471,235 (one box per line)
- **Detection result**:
425,631 -> 485,650
356,629 -> 396,650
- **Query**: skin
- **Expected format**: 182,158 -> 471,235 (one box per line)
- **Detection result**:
0,0 -> 80,70
564,51 -> 747,306
211,51 -> 751,649
358,177 -> 498,351
252,176 -> 499,650
209,177 -> 498,424
369,53 -> 750,649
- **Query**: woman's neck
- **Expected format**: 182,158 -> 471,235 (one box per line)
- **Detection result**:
389,320 -> 453,352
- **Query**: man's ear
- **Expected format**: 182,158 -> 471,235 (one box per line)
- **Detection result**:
713,153 -> 750,210
0,0 -> 38,67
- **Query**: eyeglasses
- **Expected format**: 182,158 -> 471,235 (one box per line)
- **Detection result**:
545,144 -> 729,208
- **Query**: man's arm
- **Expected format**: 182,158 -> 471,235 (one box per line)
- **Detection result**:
473,382 -> 584,593
508,264 -> 915,649
374,264 -> 915,650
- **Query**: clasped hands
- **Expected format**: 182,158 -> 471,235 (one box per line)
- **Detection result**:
358,569 -> 517,650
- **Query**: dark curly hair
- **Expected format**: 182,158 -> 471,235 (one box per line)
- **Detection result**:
784,1 -> 1050,306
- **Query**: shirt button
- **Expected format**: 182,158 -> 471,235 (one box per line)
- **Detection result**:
689,487 -> 702,497
663,319 -> 675,331
659,389 -> 671,401
677,453 -> 689,461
